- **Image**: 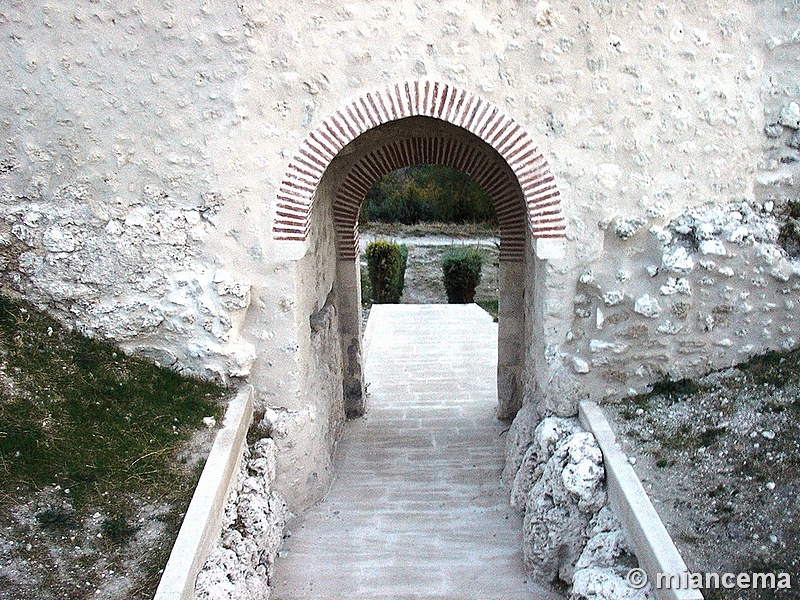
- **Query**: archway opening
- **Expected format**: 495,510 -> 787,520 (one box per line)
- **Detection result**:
359,163 -> 499,311
272,82 -> 565,509
304,116 -> 530,422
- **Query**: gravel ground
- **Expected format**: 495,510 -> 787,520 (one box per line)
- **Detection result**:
604,359 -> 800,599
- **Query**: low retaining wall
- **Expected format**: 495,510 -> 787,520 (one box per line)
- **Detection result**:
578,401 -> 704,600
153,385 -> 254,600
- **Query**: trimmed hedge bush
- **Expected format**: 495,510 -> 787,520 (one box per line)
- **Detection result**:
365,240 -> 408,304
442,248 -> 483,304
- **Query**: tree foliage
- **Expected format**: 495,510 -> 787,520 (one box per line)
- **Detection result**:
360,165 -> 497,225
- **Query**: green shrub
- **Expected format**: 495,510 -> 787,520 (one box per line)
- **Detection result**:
442,248 -> 483,304
396,244 -> 409,300
360,259 -> 373,306
365,240 -> 407,303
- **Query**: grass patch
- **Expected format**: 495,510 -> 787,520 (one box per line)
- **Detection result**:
618,375 -> 698,421
0,294 -> 228,596
476,299 -> 499,321
648,375 -> 700,400
737,348 -> 800,388
658,423 -> 696,450
0,294 -> 227,509
697,425 -> 727,448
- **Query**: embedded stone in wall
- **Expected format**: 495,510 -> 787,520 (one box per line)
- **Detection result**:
657,320 -> 684,335
571,508 -> 649,600
573,356 -> 591,374
589,339 -> 628,354
662,247 -> 694,274
522,430 -> 606,584
633,294 -> 661,319
766,123 -> 785,138
503,403 -> 544,485
260,407 -> 307,440
213,270 -> 252,311
658,278 -> 691,297
779,101 -> 800,129
571,568 -> 651,600
602,290 -> 625,307
195,438 -> 290,600
42,226 -> 77,253
510,416 -> 582,511
614,218 -> 647,240
718,265 -> 735,277
225,342 -> 257,378
699,239 -> 726,255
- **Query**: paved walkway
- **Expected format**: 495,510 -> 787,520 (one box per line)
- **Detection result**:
271,305 -> 561,599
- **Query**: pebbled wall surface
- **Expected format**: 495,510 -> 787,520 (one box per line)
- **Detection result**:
1,0 -> 798,508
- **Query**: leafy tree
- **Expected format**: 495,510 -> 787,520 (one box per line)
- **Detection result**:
360,165 -> 497,225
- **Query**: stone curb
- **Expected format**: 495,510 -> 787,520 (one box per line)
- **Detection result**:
153,385 -> 254,600
579,400 -> 704,600
361,303 -> 383,364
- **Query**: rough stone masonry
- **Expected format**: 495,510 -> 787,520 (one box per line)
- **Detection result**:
1,0 -> 799,580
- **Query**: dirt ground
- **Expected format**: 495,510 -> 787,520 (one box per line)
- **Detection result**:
604,363 -> 800,599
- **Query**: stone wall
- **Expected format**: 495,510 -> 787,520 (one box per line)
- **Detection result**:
0,2 -> 259,381
268,179 -> 345,509
543,199 -> 800,416
195,438 -> 290,600
1,0 -> 798,511
754,1 -> 800,206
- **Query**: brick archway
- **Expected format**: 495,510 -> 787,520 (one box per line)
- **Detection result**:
279,81 -> 565,425
273,80 -> 566,250
332,135 -> 527,261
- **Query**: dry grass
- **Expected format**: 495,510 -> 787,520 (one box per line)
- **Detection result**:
0,294 -> 228,599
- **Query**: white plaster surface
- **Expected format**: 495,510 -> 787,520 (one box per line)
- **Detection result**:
1,0 -> 800,525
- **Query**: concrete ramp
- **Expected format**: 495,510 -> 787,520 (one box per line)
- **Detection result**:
272,305 -> 561,599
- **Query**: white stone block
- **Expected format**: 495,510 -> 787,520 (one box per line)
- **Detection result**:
634,294 -> 661,318
602,290 -> 625,306
572,356 -> 590,374
42,226 -> 76,252
662,246 -> 694,274
699,240 -> 726,256
779,101 -> 800,129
